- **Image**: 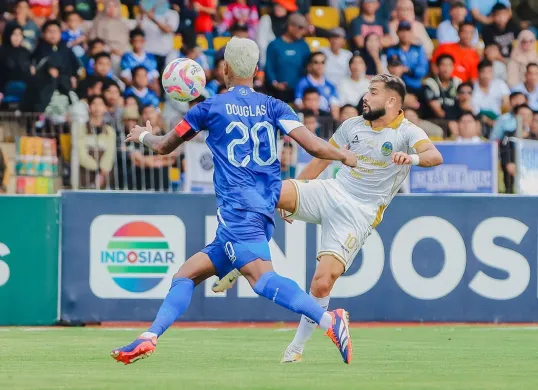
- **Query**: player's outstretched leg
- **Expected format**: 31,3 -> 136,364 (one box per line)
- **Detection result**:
241,259 -> 352,364
283,255 -> 345,363
110,252 -> 216,365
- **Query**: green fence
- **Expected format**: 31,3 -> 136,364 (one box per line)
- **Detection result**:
0,196 -> 59,325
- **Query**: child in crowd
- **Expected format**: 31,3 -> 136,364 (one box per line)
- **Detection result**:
62,11 -> 86,58
124,66 -> 160,107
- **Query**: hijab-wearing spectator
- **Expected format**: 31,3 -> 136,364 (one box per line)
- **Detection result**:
6,0 -> 41,51
76,95 -> 117,189
0,23 -> 33,107
257,0 -> 294,68
138,0 -> 179,73
389,0 -> 433,58
360,33 -> 388,77
219,0 -> 259,39
88,0 -> 130,69
507,30 -> 538,88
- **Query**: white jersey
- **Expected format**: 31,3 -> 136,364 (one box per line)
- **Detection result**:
329,112 -> 430,226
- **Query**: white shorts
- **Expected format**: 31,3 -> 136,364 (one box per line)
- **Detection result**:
288,179 -> 373,271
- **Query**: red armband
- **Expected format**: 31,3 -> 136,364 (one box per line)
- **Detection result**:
174,120 -> 196,141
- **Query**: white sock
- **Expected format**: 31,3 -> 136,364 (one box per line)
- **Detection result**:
290,293 -> 331,349
141,331 -> 157,339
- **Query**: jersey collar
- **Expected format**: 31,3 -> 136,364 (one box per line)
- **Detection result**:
228,86 -> 255,92
365,110 -> 404,131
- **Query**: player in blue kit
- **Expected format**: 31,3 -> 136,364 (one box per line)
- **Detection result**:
111,37 -> 357,365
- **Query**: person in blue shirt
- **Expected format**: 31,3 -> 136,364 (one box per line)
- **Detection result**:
265,13 -> 311,103
120,28 -> 160,90
123,66 -> 160,107
386,21 -> 429,95
62,11 -> 86,58
112,37 -> 356,365
294,52 -> 340,120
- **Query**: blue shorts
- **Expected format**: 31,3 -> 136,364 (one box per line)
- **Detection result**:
202,208 -> 274,278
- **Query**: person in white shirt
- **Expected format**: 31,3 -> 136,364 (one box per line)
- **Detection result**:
471,59 -> 511,118
337,54 -> 370,106
454,111 -> 485,143
437,1 -> 479,46
512,62 -> 538,111
320,27 -> 352,86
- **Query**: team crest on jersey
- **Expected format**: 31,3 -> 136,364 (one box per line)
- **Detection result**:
381,142 -> 393,156
239,88 -> 248,96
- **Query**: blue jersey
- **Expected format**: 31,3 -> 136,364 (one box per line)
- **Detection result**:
180,86 -> 302,220
120,52 -> 159,81
124,87 -> 160,107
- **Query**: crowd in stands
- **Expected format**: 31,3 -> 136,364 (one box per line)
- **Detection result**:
0,0 -> 538,193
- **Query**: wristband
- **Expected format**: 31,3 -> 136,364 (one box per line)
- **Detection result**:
139,131 -> 150,145
410,154 -> 420,166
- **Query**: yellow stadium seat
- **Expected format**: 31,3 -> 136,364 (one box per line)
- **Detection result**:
305,37 -> 330,52
173,35 -> 183,50
344,7 -> 360,25
309,7 -> 339,30
196,35 -> 209,50
213,36 -> 231,50
219,5 -> 228,20
133,5 -> 140,18
427,7 -> 442,28
97,2 -> 104,12
120,4 -> 129,19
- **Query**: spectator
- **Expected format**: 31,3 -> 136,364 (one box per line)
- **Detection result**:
103,81 -> 124,130
507,30 -> 538,88
265,13 -> 310,102
138,0 -> 180,73
490,91 -> 528,141
75,95 -> 117,189
446,82 -> 476,136
124,66 -> 160,107
530,110 -> 538,140
6,0 -> 41,51
214,23 -> 249,63
350,0 -> 391,49
302,87 -> 331,118
472,59 -> 510,127
296,109 -> 319,172
280,141 -> 296,179
451,111 -> 485,142
436,1 -> 479,46
404,107 -> 444,138
0,23 -> 33,107
256,0 -> 294,69
423,54 -> 461,120
386,21 -> 429,95
120,28 -> 160,89
321,27 -> 352,86
88,0 -> 130,69
24,20 -> 79,112
339,104 -> 359,123
360,33 -> 388,77
60,0 -> 97,21
483,43 -> 508,81
70,77 -> 105,124
29,0 -> 59,25
192,0 -> 216,37
482,3 -> 520,59
512,63 -> 538,111
80,52 -> 124,95
500,103 -> 533,193
389,0 -> 433,58
295,52 -> 340,119
206,58 -> 226,96
219,0 -> 259,39
61,11 -> 86,58
338,55 -> 369,107
84,38 -> 106,75
432,22 -> 480,83
469,0 -> 510,27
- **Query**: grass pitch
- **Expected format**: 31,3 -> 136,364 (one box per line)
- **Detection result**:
1,326 -> 538,390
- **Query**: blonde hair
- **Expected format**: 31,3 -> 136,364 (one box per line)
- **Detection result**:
224,37 -> 260,78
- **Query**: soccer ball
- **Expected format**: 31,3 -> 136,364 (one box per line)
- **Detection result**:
162,58 -> 206,102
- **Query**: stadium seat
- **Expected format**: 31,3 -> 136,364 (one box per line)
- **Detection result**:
120,4 -> 129,19
309,7 -> 339,30
427,7 -> 442,28
196,35 -> 209,50
344,7 -> 360,25
213,36 -> 230,50
97,2 -> 104,12
305,37 -> 330,51
173,35 -> 183,50
133,5 -> 140,18
219,5 -> 227,20
432,39 -> 439,49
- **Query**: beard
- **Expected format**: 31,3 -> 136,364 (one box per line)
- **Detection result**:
362,105 -> 386,121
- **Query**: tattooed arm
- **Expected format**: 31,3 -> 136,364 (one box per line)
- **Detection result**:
125,120 -> 196,155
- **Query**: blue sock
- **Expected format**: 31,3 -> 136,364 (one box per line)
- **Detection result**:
253,271 -> 325,324
148,277 -> 194,337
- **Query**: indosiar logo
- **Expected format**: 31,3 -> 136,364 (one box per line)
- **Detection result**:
90,215 -> 185,299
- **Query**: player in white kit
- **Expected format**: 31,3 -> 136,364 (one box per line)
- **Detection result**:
213,74 -> 443,362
